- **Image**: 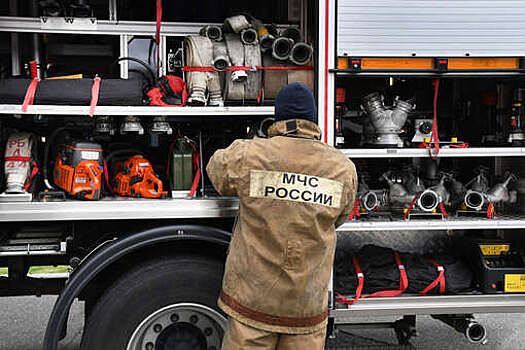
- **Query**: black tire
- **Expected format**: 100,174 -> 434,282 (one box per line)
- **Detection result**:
80,254 -> 225,350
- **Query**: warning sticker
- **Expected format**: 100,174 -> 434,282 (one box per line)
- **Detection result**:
479,244 -> 510,256
249,170 -> 343,208
504,274 -> 525,292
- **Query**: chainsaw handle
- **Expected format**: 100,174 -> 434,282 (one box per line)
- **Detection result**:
143,171 -> 166,196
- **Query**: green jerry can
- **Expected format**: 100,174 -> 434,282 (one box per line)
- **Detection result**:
170,138 -> 194,197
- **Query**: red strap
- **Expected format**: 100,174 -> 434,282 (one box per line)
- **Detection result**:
419,259 -> 446,295
363,251 -> 408,298
438,202 -> 448,218
29,61 -> 38,79
349,198 -> 361,220
23,161 -> 39,192
404,192 -> 421,220
22,79 -> 40,112
487,200 -> 497,219
89,77 -> 101,117
188,141 -> 201,197
5,156 -> 31,162
155,0 -> 162,67
449,143 -> 469,148
428,79 -> 440,160
335,257 -> 364,306
183,66 -> 314,72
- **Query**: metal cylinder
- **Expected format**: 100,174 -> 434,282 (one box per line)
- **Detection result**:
290,42 -> 313,66
272,37 -> 294,61
281,27 -> 302,43
241,28 -> 258,45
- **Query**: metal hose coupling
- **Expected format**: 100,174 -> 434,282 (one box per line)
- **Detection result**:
241,28 -> 258,45
382,172 -> 414,207
272,37 -> 294,61
200,25 -> 223,42
251,19 -> 274,52
464,190 -> 485,211
487,173 -> 518,204
212,41 -> 230,71
290,42 -> 313,66
417,176 -> 450,212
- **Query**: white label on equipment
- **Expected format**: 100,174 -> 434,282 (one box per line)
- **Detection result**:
139,162 -> 149,167
249,170 -> 343,208
81,151 -> 99,160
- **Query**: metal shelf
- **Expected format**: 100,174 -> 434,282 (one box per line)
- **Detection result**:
0,198 -> 239,222
0,16 -> 207,36
331,294 -> 525,319
339,215 -> 525,232
340,147 -> 525,159
0,104 -> 275,116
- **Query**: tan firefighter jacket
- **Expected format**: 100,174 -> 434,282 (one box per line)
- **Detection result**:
206,119 -> 357,334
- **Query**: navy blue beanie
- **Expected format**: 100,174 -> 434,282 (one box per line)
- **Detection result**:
274,83 -> 317,123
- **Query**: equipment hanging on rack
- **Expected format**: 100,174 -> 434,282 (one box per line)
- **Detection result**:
0,133 -> 38,202
508,89 -> 525,145
53,141 -> 103,200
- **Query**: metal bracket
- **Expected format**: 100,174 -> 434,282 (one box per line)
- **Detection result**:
40,17 -> 97,30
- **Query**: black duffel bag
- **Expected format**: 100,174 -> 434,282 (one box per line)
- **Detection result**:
335,244 -> 473,296
0,78 -> 144,105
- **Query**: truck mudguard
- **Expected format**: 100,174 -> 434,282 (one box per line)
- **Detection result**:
42,224 -> 231,350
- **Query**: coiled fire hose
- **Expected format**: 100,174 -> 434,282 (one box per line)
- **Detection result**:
184,35 -> 223,106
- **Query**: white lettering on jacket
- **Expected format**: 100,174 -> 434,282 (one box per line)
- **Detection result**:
249,170 -> 343,208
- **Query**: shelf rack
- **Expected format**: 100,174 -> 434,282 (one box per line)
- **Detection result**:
0,104 -> 275,117
341,147 -> 525,158
330,294 -> 525,318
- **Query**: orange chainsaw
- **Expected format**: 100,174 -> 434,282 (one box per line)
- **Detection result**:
53,141 -> 103,200
112,155 -> 166,198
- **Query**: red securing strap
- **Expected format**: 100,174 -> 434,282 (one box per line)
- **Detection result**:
103,159 -> 113,194
29,61 -> 38,79
22,79 -> 40,112
188,141 -> 201,197
182,66 -> 314,72
5,156 -> 31,162
89,77 -> 101,117
438,202 -> 448,218
419,259 -> 446,295
404,192 -> 421,220
24,161 -> 39,192
335,257 -> 364,306
427,79 -> 440,160
363,251 -> 408,298
349,198 -> 361,220
155,0 -> 162,67
487,200 -> 498,219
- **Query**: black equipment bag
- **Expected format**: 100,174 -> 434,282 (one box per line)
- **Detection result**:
335,245 -> 473,295
0,78 -> 144,106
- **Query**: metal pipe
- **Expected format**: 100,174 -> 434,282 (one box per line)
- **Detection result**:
432,315 -> 487,345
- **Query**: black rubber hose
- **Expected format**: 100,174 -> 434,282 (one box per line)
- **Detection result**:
112,57 -> 157,88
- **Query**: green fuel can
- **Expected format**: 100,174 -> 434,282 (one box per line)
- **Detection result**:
170,139 -> 194,194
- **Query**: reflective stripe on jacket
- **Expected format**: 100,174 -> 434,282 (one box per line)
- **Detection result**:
206,119 -> 357,334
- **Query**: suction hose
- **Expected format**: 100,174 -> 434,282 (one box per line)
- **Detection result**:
272,37 -> 294,61
281,27 -> 302,43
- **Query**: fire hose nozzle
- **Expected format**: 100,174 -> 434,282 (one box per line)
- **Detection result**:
272,37 -> 294,61
290,42 -> 313,66
432,315 -> 487,345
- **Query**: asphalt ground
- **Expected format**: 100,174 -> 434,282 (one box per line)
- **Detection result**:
0,295 -> 524,350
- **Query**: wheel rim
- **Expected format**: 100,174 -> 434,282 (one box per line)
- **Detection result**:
126,303 -> 227,350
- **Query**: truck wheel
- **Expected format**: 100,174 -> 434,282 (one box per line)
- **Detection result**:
80,254 -> 226,350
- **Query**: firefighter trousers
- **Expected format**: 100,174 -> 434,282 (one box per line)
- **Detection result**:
221,317 -> 327,350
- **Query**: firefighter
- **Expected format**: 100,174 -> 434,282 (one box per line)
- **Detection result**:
207,82 -> 357,349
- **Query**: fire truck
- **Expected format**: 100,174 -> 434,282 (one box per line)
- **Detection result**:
1,1 -> 525,349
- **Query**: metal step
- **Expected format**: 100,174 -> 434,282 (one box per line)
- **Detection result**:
325,331 -> 414,350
